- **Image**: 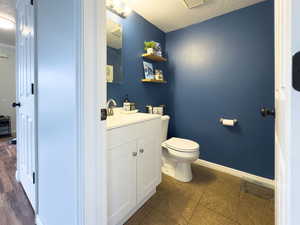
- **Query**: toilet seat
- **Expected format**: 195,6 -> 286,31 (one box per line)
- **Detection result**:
164,137 -> 199,153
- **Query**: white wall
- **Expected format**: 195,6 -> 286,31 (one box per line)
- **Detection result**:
36,0 -> 81,224
0,44 -> 16,133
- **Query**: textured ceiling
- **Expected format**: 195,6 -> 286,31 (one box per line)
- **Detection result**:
0,0 -> 268,46
0,0 -> 16,46
125,0 -> 267,32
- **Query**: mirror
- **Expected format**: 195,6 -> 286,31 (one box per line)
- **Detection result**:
106,19 -> 123,83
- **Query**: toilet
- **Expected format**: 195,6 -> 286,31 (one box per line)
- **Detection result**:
161,115 -> 200,182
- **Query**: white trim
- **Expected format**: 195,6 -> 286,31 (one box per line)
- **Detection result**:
35,215 -> 44,225
15,170 -> 20,182
194,159 -> 275,189
274,0 -> 293,225
79,0 -> 107,224
0,43 -> 15,49
76,0 -> 83,224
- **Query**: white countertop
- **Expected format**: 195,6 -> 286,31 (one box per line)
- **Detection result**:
107,110 -> 161,130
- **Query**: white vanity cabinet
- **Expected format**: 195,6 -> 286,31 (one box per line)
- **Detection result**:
107,140 -> 137,225
107,116 -> 161,225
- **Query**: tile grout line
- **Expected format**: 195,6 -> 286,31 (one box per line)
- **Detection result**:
137,206 -> 154,225
235,180 -> 243,225
198,180 -> 243,224
186,187 -> 207,224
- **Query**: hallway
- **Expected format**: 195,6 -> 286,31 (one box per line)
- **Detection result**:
0,138 -> 35,225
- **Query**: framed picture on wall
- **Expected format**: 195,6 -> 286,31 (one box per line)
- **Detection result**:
143,61 -> 154,79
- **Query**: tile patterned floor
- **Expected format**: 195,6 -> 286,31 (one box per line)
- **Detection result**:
125,165 -> 275,225
0,138 -> 35,225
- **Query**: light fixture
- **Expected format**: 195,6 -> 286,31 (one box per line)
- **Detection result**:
182,0 -> 207,9
106,0 -> 132,18
123,6 -> 132,16
0,17 -> 15,30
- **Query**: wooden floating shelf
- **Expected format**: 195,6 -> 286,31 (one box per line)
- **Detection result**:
142,53 -> 167,62
141,79 -> 167,83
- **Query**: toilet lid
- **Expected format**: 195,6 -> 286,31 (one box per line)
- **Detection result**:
165,137 -> 199,152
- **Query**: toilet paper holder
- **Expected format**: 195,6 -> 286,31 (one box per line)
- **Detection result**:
219,118 -> 238,125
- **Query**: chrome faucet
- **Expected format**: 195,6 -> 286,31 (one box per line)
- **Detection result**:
107,99 -> 117,116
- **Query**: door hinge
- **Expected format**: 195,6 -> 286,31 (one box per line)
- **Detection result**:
31,83 -> 34,95
101,108 -> 107,121
30,0 -> 34,5
32,172 -> 36,184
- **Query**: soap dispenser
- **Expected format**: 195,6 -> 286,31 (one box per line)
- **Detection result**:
123,95 -> 136,111
123,95 -> 131,111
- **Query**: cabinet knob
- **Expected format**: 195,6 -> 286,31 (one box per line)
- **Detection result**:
139,149 -> 144,154
132,152 -> 137,157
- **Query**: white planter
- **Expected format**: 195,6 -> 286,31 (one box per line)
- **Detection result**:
147,48 -> 154,54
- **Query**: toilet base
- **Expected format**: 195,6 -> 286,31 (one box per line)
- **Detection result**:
162,162 -> 193,182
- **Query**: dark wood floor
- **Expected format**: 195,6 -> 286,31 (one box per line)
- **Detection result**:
0,138 -> 35,225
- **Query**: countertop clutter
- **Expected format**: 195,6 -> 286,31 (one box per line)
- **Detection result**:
107,108 -> 161,130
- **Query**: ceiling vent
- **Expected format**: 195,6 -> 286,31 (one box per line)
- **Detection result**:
182,0 -> 207,9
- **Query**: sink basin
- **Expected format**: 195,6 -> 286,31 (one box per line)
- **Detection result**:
107,110 -> 161,130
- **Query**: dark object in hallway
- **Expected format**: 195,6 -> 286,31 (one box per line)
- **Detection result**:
0,139 -> 35,225
0,116 -> 11,137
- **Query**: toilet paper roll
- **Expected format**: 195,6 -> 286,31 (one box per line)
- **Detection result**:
222,119 -> 235,127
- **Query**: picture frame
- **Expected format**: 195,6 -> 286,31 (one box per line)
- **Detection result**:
143,61 -> 154,79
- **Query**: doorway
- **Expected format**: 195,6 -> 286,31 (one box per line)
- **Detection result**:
0,0 -> 36,224
104,1 -> 275,225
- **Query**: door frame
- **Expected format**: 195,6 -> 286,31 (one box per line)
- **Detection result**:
15,0 -> 38,212
274,0 -> 297,225
78,0 -> 108,224
274,0 -> 290,224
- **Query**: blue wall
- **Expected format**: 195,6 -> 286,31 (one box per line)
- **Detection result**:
166,1 -> 274,179
107,11 -> 168,108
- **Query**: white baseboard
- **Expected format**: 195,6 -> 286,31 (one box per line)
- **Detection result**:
194,159 -> 275,189
15,170 -> 20,182
35,215 -> 44,225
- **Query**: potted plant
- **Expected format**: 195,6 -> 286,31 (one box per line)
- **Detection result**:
144,41 -> 157,55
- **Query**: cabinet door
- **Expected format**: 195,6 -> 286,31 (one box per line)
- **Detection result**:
108,141 -> 137,225
137,136 -> 160,203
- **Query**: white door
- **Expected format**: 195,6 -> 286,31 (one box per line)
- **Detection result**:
137,136 -> 160,204
16,0 -> 36,210
107,141 -> 137,225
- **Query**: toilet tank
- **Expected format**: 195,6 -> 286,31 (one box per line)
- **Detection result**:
161,115 -> 170,142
